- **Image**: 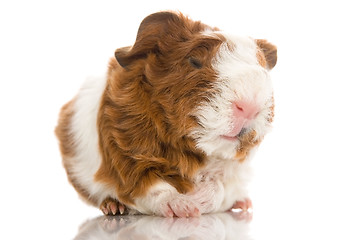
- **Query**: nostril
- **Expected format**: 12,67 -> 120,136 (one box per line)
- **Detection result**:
236,106 -> 244,112
233,100 -> 259,120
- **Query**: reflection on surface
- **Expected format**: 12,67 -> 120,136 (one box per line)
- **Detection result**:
74,211 -> 252,240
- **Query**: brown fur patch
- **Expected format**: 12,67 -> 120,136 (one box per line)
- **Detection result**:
256,39 -> 277,70
95,12 -> 223,205
55,100 -> 76,158
256,49 -> 267,68
235,130 -> 262,162
267,96 -> 275,123
55,99 -> 97,206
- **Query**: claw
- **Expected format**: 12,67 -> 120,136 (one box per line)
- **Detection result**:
119,205 -> 125,215
109,202 -> 118,215
101,206 -> 109,215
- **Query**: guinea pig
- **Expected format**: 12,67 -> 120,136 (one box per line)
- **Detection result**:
55,11 -> 277,217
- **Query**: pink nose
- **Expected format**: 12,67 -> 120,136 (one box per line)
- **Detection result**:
224,100 -> 260,138
233,100 -> 259,120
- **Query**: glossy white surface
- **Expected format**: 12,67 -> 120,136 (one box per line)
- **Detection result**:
1,0 -> 361,239
74,212 -> 253,240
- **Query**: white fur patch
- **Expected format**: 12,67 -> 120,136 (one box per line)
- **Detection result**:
69,76 -> 117,205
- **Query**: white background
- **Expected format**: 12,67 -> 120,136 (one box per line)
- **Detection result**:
1,0 -> 360,239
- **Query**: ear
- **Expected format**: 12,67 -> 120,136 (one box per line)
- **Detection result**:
256,39 -> 277,70
115,11 -> 182,68
114,46 -> 132,67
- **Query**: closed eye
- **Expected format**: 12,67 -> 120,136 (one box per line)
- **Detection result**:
188,57 -> 203,69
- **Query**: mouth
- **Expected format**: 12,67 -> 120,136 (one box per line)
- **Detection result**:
221,128 -> 249,141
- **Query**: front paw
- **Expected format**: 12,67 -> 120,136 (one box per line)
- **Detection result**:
100,197 -> 126,215
229,198 -> 252,212
158,196 -> 200,218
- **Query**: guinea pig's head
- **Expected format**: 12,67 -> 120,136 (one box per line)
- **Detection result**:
115,11 -> 277,160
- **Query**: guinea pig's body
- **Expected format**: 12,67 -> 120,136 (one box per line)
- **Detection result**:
55,11 -> 277,217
